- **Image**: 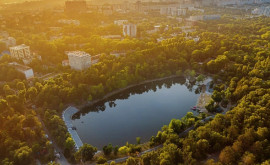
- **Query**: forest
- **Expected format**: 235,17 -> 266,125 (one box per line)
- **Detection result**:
0,8 -> 269,165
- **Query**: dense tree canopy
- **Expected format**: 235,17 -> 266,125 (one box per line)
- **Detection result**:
0,4 -> 270,164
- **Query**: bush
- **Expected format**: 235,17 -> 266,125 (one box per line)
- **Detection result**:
110,161 -> 116,165
97,156 -> 107,164
119,146 -> 129,154
126,157 -> 137,165
103,144 -> 113,156
113,146 -> 119,156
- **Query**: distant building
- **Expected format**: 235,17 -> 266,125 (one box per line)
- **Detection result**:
58,19 -> 80,26
101,5 -> 113,15
188,15 -> 204,21
65,0 -> 87,13
255,0 -> 270,4
91,54 -> 101,64
185,36 -> 200,42
123,24 -> 137,37
114,20 -> 128,26
187,6 -> 204,12
252,6 -> 270,16
9,44 -> 31,60
160,5 -> 204,16
176,17 -> 183,22
49,27 -> 62,31
0,50 -> 10,58
181,26 -> 196,36
177,8 -> 187,16
101,35 -> 122,39
157,37 -> 165,42
212,0 -> 270,6
146,25 -> 162,34
188,15 -> 221,21
0,31 -> 9,38
0,37 -> 16,47
66,51 -> 91,70
203,15 -> 221,20
62,60 -> 70,67
0,31 -> 16,48
160,7 -> 178,16
110,51 -> 126,57
9,62 -> 34,79
154,25 -> 161,32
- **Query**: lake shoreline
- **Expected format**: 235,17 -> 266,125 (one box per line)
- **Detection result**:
62,74 -> 184,152
62,74 -> 213,150
78,74 -> 184,110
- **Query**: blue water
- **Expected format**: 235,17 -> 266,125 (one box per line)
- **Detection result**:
72,78 -> 199,149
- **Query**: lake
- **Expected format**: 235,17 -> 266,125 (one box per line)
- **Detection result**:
72,77 -> 200,149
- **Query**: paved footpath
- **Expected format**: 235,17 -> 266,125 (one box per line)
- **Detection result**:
63,106 -> 83,151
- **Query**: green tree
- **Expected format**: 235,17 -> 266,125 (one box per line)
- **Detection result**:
241,152 -> 256,165
113,146 -> 119,156
74,144 -> 97,162
97,156 -> 107,164
65,137 -> 75,151
14,146 -> 33,165
103,143 -> 113,156
219,146 -> 237,164
0,99 -> 8,111
126,157 -> 137,165
136,137 -> 141,145
16,82 -> 26,91
27,87 -> 38,101
212,90 -> 223,103
196,74 -> 205,83
3,85 -> 14,96
168,119 -> 184,134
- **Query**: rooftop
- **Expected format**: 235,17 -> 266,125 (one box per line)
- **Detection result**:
9,62 -> 32,71
66,51 -> 91,57
9,44 -> 29,50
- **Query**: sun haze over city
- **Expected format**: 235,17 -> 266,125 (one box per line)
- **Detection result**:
0,0 -> 269,164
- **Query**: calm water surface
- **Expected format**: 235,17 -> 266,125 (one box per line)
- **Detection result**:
72,78 -> 200,149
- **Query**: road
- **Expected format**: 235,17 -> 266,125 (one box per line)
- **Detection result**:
36,114 -> 70,165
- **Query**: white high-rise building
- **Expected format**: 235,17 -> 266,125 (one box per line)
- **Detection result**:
66,51 -> 91,70
9,44 -> 31,60
123,24 -> 137,37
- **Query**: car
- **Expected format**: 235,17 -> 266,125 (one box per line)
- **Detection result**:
55,153 -> 61,159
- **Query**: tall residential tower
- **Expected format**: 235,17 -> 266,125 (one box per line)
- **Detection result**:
66,51 -> 91,70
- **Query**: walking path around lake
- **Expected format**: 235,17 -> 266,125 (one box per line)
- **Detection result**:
62,106 -> 83,150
